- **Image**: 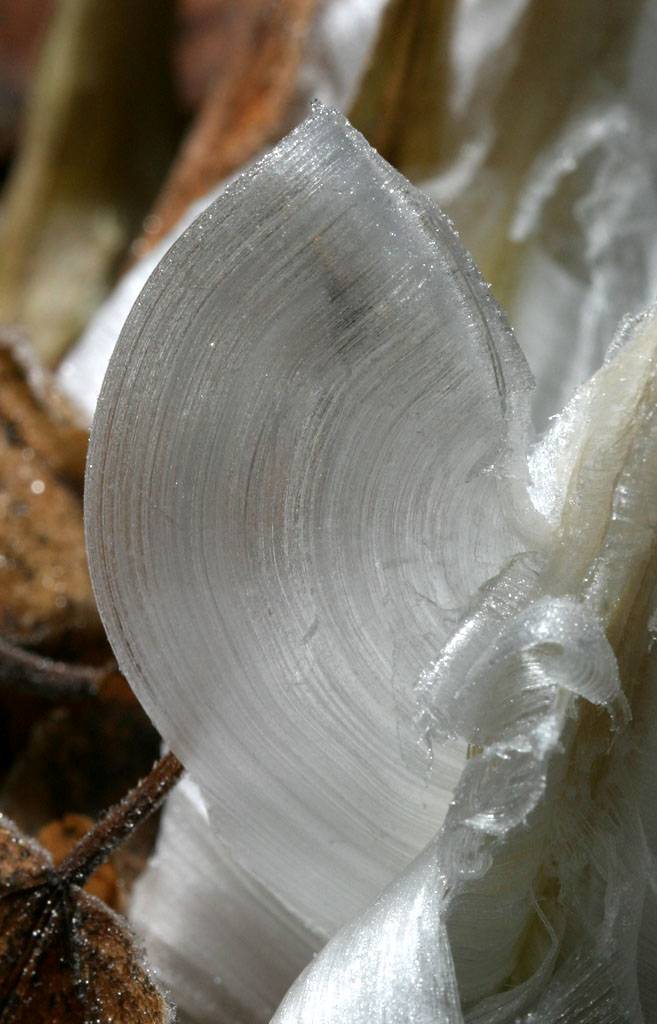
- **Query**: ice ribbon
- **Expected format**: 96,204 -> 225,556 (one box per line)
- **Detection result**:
274,305 -> 657,1022
85,109 -> 657,1020
86,105 -> 533,932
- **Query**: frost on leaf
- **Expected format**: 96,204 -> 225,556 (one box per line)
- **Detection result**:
0,751 -> 182,1023
0,816 -> 170,1023
0,332 -> 111,699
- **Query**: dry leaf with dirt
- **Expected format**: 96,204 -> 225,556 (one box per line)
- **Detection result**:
0,335 -> 111,696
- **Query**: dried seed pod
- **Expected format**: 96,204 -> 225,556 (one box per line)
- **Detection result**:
0,799 -> 176,1023
1,693 -> 160,895
37,813 -> 121,909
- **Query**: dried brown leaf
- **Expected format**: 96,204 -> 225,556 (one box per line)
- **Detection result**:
133,0 -> 316,259
0,336 -> 104,659
0,1 -> 53,159
0,816 -> 171,1023
0,333 -> 88,488
0,753 -> 183,1023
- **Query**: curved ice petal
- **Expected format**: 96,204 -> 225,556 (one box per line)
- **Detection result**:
273,306 -> 657,1023
86,106 -> 533,934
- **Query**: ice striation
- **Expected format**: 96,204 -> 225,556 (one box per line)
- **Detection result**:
272,305 -> 657,1023
61,1 -> 657,440
86,105 -> 533,936
84,105 -> 657,1022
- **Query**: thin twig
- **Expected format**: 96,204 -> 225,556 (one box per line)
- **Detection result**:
0,635 -> 112,699
57,751 -> 183,887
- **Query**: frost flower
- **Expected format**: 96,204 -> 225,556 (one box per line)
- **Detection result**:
85,108 -> 657,1022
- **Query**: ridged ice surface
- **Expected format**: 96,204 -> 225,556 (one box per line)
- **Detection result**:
60,2 -> 657,440
86,108 -> 657,1023
86,107 -> 533,937
272,308 -> 657,1023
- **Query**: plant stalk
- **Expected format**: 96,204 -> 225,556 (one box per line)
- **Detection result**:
57,750 -> 183,887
